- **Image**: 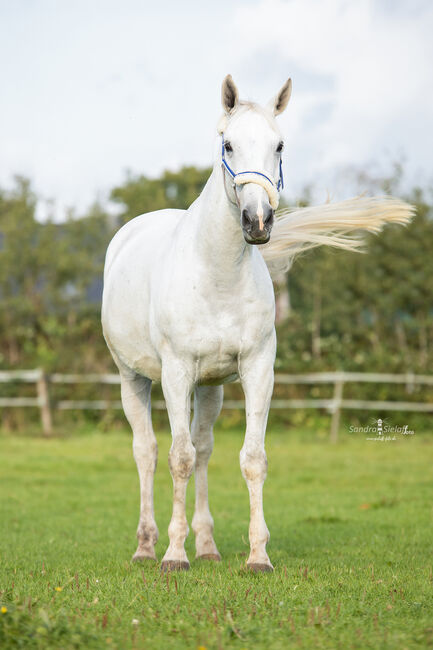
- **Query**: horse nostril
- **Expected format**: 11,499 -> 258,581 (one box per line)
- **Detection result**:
264,207 -> 274,227
242,208 -> 253,230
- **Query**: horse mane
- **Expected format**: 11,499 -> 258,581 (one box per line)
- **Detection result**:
260,196 -> 415,278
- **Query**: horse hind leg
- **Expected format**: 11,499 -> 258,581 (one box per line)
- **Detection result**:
120,372 -> 159,562
191,385 -> 223,561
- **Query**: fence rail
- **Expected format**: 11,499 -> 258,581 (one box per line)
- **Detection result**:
0,369 -> 432,440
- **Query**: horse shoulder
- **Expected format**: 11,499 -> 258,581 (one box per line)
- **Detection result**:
104,209 -> 184,275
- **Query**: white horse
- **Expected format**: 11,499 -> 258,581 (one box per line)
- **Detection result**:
102,75 -> 413,572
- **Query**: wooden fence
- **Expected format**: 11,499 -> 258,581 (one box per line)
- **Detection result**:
0,369 -> 432,440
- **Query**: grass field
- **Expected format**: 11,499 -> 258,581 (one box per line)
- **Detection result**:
0,426 -> 432,649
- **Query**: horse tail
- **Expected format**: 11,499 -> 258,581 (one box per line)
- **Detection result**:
260,196 -> 415,278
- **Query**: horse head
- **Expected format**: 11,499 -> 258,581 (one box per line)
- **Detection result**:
218,74 -> 292,244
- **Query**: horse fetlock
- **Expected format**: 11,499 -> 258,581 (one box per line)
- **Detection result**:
247,542 -> 272,567
168,517 -> 189,544
194,525 -> 220,558
192,509 -> 213,533
249,526 -> 270,548
196,541 -> 221,560
137,521 -> 159,546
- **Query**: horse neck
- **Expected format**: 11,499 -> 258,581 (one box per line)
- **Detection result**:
192,163 -> 252,280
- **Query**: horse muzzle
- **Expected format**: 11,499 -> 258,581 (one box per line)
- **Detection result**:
241,205 -> 274,245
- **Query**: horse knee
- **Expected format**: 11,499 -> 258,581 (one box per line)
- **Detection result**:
168,437 -> 196,480
240,446 -> 267,483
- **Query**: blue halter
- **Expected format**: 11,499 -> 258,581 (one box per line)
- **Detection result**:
221,134 -> 284,192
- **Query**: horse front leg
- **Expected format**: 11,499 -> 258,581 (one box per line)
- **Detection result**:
239,336 -> 276,572
160,359 -> 196,571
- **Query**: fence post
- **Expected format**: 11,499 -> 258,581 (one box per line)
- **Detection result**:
36,369 -> 53,436
330,379 -> 344,443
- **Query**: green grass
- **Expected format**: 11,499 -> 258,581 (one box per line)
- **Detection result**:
0,427 -> 432,649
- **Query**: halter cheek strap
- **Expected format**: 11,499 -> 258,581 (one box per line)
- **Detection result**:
221,134 -> 284,210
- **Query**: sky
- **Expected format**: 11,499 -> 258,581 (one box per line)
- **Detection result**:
1,0 -> 432,220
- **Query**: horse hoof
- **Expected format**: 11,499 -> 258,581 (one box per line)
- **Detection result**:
196,553 -> 221,562
160,560 -> 190,572
247,562 -> 274,573
132,552 -> 157,563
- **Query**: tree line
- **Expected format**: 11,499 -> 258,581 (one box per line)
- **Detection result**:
0,167 -> 432,428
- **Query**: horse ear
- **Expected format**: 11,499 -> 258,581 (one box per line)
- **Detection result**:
269,78 -> 292,116
221,74 -> 239,114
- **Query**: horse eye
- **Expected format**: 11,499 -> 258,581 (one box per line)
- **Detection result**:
224,141 -> 233,153
276,141 -> 284,153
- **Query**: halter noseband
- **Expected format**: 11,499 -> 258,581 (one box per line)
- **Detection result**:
221,134 -> 284,210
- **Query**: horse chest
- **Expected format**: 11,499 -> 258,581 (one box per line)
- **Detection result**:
151,238 -> 275,383
191,314 -> 244,383
159,296 -> 271,383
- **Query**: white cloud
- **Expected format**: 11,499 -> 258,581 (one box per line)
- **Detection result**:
0,0 -> 432,218
232,0 -> 433,197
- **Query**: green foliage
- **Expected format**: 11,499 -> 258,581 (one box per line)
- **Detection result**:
0,429 -> 432,649
111,166 -> 211,224
280,186 -> 433,374
0,178 -> 114,372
